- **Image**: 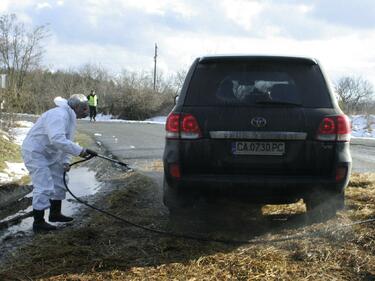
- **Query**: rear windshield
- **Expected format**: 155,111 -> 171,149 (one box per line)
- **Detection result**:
185,61 -> 332,107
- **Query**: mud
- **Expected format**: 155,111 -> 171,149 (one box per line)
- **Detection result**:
0,183 -> 32,217
0,159 -> 103,264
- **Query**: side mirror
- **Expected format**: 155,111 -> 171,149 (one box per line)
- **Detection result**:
174,95 -> 179,105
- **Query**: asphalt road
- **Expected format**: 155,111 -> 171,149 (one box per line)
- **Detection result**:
350,138 -> 375,173
77,120 -> 375,173
77,121 -> 165,170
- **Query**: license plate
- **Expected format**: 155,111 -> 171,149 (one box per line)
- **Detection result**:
232,142 -> 285,155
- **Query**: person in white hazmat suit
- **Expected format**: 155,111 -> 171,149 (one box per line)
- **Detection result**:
22,94 -> 97,232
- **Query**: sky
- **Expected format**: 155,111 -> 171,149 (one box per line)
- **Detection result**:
1,0 -> 375,85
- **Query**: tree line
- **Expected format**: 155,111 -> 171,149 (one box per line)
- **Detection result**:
334,76 -> 375,114
0,13 -> 374,119
0,14 -> 183,120
19,65 -> 181,120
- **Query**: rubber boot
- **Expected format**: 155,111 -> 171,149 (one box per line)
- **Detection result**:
33,209 -> 57,233
49,200 -> 73,222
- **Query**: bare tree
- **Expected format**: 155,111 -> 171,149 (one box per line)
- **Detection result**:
173,69 -> 187,94
334,76 -> 374,114
0,14 -> 48,97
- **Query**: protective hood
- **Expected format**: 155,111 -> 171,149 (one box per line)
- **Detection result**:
54,96 -> 69,108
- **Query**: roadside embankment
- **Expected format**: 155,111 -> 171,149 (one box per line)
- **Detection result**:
0,159 -> 373,280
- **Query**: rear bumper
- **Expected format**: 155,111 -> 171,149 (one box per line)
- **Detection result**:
163,139 -> 352,204
180,174 -> 337,185
165,166 -> 351,204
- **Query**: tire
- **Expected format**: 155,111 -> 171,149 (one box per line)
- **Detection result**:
305,190 -> 345,222
248,204 -> 263,217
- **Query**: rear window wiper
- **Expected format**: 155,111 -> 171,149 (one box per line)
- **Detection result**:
255,100 -> 302,106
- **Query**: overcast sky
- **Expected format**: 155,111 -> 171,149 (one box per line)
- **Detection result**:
1,0 -> 375,85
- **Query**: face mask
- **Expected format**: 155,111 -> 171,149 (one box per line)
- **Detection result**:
76,104 -> 89,118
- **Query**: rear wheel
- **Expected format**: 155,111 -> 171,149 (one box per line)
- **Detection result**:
305,190 -> 345,222
248,204 -> 263,218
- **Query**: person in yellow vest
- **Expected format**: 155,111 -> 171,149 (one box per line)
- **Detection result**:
87,89 -> 98,122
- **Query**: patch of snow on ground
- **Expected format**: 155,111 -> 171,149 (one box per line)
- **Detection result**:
4,162 -> 28,181
145,116 -> 167,123
350,115 -> 375,138
82,114 -> 167,124
8,121 -> 33,145
82,113 -> 113,121
0,161 -> 28,184
0,122 -> 32,183
14,121 -> 34,128
0,172 -> 12,182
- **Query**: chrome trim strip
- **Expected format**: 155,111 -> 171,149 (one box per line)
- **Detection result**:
209,131 -> 307,140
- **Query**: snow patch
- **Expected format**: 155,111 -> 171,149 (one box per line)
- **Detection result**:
82,113 -> 113,121
0,162 -> 28,184
4,162 -> 28,177
145,116 -> 167,123
82,114 -> 167,124
350,115 -> 375,138
14,121 -> 34,128
0,172 -> 12,182
7,121 -> 33,145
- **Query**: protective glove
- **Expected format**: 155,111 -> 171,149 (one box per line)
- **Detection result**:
63,163 -> 71,172
79,148 -> 98,158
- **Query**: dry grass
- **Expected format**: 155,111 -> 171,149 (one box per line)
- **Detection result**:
0,169 -> 374,281
0,133 -> 22,171
0,130 -> 29,188
262,200 -> 306,216
138,159 -> 164,172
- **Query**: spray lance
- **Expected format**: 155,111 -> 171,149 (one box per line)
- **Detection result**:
78,148 -> 132,170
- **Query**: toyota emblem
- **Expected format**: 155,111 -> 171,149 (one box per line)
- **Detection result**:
251,117 -> 267,128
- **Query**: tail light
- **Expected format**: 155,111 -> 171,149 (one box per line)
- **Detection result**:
165,113 -> 180,139
317,115 -> 351,142
335,167 -> 347,182
165,113 -> 202,139
336,115 -> 351,141
181,114 -> 201,139
169,163 -> 181,179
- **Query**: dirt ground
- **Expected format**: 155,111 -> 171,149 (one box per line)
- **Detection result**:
0,158 -> 374,281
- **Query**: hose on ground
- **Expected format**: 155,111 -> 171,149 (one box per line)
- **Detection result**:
63,156 -> 375,245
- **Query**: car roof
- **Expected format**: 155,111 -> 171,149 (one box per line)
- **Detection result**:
198,55 -> 318,65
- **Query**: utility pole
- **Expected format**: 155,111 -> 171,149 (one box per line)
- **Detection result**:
153,43 -> 158,91
0,74 -> 5,117
0,74 -> 6,89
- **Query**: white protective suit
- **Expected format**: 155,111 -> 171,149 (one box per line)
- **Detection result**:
22,98 -> 83,210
